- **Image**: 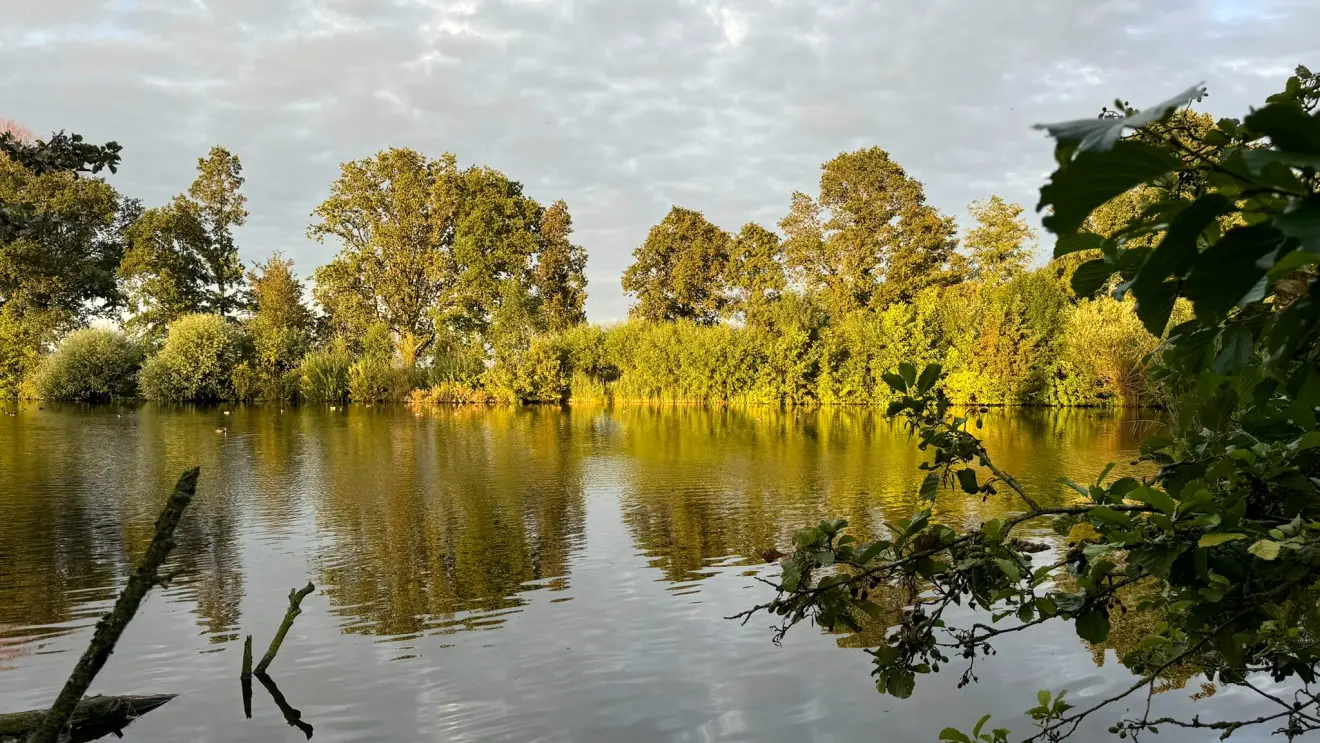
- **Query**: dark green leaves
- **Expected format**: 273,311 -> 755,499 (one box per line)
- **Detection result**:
1130,194 -> 1232,312
1244,103 -> 1320,154
957,468 -> 979,494
1070,259 -> 1113,298
917,363 -> 941,394
1053,231 -> 1104,259
1075,608 -> 1111,643
1183,223 -> 1288,316
1038,141 -> 1181,236
1211,325 -> 1254,374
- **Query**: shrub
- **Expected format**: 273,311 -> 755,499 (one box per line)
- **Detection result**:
299,341 -> 352,403
138,314 -> 247,402
1050,296 -> 1159,407
348,356 -> 411,403
30,328 -> 143,401
406,381 -> 493,407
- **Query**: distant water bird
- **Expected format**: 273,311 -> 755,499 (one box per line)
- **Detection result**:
215,427 -> 227,435
329,405 -> 337,411
222,410 -> 231,415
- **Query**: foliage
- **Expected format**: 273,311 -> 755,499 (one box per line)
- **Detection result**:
736,66 -> 1320,742
779,147 -> 962,316
119,146 -> 248,339
237,253 -> 313,401
298,340 -> 351,403
0,132 -> 128,397
138,313 -> 247,402
28,328 -> 142,401
965,195 -> 1035,285
406,381 -> 494,407
621,206 -> 731,324
309,148 -> 581,360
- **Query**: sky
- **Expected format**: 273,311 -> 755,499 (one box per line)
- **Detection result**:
1,0 -> 1316,321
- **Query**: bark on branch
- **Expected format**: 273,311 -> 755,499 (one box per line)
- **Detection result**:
254,583 -> 315,675
0,695 -> 174,742
22,468 -> 199,743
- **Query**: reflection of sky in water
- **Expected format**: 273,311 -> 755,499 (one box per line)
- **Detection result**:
0,404 -> 1276,741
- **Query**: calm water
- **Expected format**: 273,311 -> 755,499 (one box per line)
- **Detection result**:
0,403 -> 1278,742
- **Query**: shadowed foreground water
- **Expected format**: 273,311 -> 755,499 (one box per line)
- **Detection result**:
0,403 -> 1279,741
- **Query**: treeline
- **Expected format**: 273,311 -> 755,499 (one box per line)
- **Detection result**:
2,119 -> 1180,407
0,131 -> 587,403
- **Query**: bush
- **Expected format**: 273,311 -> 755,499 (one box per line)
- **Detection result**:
299,342 -> 352,403
406,381 -> 494,407
138,314 -> 247,402
30,328 -> 143,401
348,356 -> 411,403
1050,296 -> 1159,407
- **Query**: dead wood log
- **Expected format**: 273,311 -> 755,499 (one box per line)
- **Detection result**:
0,694 -> 175,742
254,583 -> 314,675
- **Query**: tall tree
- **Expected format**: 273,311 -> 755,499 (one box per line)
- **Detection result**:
964,195 -> 1035,285
725,221 -> 786,322
119,197 -> 208,341
534,199 -> 588,333
621,206 -> 731,324
781,147 -> 962,315
188,146 -> 248,318
118,145 -> 248,337
310,148 -> 548,357
237,252 -> 313,400
0,131 -> 126,396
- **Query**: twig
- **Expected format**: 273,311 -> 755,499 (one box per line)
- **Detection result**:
23,468 -> 199,743
254,583 -> 315,675
240,635 -> 253,679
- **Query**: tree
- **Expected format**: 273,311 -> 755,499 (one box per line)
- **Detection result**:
0,119 -> 34,145
118,146 -> 248,338
964,196 -> 1034,285
534,199 -> 588,333
310,148 -> 548,358
736,67 -> 1320,742
781,147 -> 962,316
621,206 -> 730,324
188,146 -> 248,318
233,253 -> 313,401
119,198 -> 208,341
724,221 -> 786,323
0,130 -> 126,396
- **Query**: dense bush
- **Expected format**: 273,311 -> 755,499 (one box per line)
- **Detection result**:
299,341 -> 351,403
29,328 -> 143,401
347,356 -> 412,403
138,313 -> 247,402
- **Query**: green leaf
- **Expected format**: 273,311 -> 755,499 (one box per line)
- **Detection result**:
1184,224 -> 1287,316
886,669 -> 916,699
1198,533 -> 1247,548
1248,539 -> 1282,561
1128,485 -> 1176,515
1267,249 -> 1320,281
881,372 -> 908,393
957,468 -> 979,494
1038,140 -> 1181,236
1133,279 -> 1178,336
981,518 -> 1004,542
1088,507 -> 1133,527
1070,259 -> 1113,298
855,540 -> 889,565
1276,196 -> 1320,254
972,714 -> 992,739
1134,194 -> 1232,296
898,362 -> 918,388
1075,608 -> 1111,643
917,363 -> 942,394
1037,689 -> 1051,708
1211,325 -> 1254,375
939,728 -> 972,743
995,558 -> 1021,582
1244,103 -> 1320,155
1140,435 -> 1174,456
920,473 -> 939,501
1053,231 -> 1105,259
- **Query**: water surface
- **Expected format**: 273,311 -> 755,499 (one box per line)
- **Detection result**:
0,404 -> 1275,741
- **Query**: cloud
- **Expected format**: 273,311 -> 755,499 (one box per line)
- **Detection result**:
2,0 -> 1316,320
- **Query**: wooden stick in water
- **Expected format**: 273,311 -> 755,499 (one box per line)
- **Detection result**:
254,583 -> 315,675
240,635 -> 253,679
23,468 -> 199,743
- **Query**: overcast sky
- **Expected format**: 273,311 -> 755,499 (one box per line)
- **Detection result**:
2,0 -> 1315,320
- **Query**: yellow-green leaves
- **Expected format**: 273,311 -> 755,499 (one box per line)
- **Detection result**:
1198,533 -> 1247,548
1248,539 -> 1282,561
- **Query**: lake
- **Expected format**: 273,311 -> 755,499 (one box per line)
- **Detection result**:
0,403 -> 1277,742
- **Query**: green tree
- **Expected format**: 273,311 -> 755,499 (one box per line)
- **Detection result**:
119,146 -> 248,338
781,147 -> 962,315
0,130 -> 126,396
725,221 -> 786,323
534,199 -> 588,333
233,253 -> 312,401
138,313 -> 247,401
737,67 -> 1320,742
311,148 -> 548,358
29,328 -> 142,401
621,206 -> 730,324
188,146 -> 248,318
964,195 -> 1034,285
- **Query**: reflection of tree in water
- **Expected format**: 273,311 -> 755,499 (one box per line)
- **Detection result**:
616,407 -> 1153,585
310,407 -> 586,637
